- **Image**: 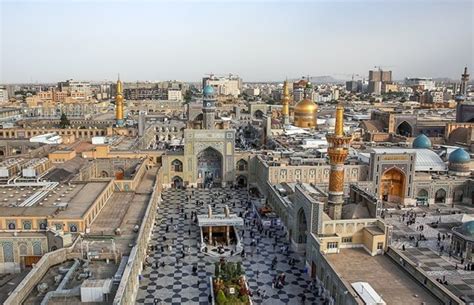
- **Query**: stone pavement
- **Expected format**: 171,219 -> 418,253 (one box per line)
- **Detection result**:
135,187 -> 322,305
384,210 -> 474,303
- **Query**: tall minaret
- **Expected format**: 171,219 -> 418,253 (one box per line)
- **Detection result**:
115,75 -> 124,126
282,80 -> 290,125
460,66 -> 469,96
202,85 -> 216,129
326,104 -> 351,220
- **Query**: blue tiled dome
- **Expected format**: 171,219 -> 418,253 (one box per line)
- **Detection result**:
412,134 -> 431,149
449,148 -> 471,164
203,85 -> 214,97
457,221 -> 474,238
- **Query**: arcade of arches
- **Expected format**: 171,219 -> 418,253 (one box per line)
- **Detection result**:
380,168 -> 405,203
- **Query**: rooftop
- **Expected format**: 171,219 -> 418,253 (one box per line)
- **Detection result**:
326,248 -> 440,305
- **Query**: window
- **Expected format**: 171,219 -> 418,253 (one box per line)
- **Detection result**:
377,242 -> 384,250
171,159 -> 183,172
7,221 -> 16,230
342,237 -> 352,243
22,220 -> 32,230
327,242 -> 338,249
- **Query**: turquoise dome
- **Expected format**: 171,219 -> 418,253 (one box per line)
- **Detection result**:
412,134 -> 432,149
457,221 -> 474,237
203,85 -> 214,96
449,148 -> 471,164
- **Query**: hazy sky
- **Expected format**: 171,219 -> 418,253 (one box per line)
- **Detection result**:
1,0 -> 473,83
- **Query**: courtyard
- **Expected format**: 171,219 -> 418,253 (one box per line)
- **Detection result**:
136,187 -> 322,305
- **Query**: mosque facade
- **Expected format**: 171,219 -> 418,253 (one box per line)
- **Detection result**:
160,85 -> 250,188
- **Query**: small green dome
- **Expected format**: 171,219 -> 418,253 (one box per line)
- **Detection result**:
412,134 -> 432,149
203,85 -> 214,97
449,148 -> 471,164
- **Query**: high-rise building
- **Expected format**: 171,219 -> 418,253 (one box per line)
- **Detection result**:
369,70 -> 392,82
368,69 -> 392,94
202,74 -> 242,97
345,80 -> 362,93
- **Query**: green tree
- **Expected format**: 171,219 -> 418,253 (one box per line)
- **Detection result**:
184,89 -> 193,103
59,113 -> 70,129
236,262 -> 243,276
216,290 -> 227,305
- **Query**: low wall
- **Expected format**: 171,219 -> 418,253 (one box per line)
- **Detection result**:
385,246 -> 464,305
113,160 -> 148,192
4,237 -> 81,305
113,177 -> 161,305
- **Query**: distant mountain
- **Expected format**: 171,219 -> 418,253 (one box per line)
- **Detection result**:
308,76 -> 344,84
288,76 -> 345,84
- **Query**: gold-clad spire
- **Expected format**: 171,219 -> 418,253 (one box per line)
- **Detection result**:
116,74 -> 124,123
116,74 -> 123,96
282,80 -> 290,117
335,104 -> 344,136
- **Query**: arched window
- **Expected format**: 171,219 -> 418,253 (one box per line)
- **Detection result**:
32,241 -> 42,256
69,224 -> 78,232
236,159 -> 248,171
171,159 -> 183,172
22,220 -> 32,230
19,243 -> 28,256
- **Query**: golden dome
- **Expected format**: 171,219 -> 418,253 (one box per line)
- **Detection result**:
294,98 -> 317,128
294,98 -> 317,114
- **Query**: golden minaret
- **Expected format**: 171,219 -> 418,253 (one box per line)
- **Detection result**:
282,80 -> 290,125
326,104 -> 351,220
115,75 -> 124,125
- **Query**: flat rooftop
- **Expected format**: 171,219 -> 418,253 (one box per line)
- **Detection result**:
326,248 -> 440,305
0,182 -> 108,219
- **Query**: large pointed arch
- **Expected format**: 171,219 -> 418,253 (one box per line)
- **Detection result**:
380,167 -> 406,203
197,147 -> 223,187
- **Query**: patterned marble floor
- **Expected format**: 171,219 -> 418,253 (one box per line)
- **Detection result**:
135,187 -> 323,305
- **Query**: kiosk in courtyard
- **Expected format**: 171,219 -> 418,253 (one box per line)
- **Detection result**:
198,205 -> 244,257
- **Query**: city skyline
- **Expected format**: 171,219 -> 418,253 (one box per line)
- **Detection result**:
1,0 -> 473,83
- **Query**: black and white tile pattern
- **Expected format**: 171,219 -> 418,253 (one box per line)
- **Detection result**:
136,188 -> 322,305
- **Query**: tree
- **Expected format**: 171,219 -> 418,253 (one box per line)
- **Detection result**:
184,89 -> 193,103
216,290 -> 227,305
59,113 -> 70,129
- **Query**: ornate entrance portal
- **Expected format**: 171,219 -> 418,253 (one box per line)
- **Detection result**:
380,168 -> 405,203
197,147 -> 222,188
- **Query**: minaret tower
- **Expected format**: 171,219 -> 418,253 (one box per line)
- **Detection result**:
460,66 -> 469,96
456,67 -> 470,122
202,85 -> 216,129
326,104 -> 351,220
115,75 -> 124,126
282,80 -> 290,125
